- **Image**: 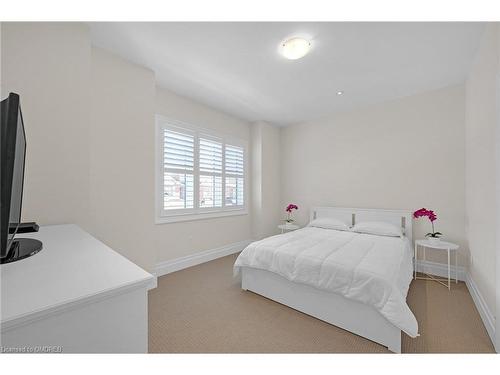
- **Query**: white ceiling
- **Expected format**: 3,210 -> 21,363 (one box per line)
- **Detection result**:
90,22 -> 484,126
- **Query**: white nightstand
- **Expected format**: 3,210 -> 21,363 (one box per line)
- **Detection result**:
414,239 -> 459,290
278,223 -> 300,234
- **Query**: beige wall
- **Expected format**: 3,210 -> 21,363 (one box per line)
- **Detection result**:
1,23 -> 91,229
281,85 -> 467,266
90,52 -> 255,269
465,24 -> 499,322
154,87 -> 252,263
1,23 -> 255,272
251,121 -> 281,239
251,122 -> 263,238
89,47 -> 157,272
90,51 -> 254,270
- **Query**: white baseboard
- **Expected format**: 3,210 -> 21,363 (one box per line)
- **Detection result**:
154,239 -> 252,277
415,259 -> 466,281
465,273 -> 496,346
416,259 -> 495,350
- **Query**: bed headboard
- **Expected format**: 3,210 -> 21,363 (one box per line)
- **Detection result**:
310,206 -> 413,243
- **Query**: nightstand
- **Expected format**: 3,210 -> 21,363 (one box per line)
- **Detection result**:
278,223 -> 300,234
414,239 -> 459,290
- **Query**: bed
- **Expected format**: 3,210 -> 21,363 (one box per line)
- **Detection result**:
234,207 -> 418,353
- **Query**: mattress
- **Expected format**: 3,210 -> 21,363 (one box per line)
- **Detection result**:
234,226 -> 418,337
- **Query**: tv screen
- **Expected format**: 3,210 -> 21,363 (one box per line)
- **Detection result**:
8,103 -> 26,247
1,93 -> 26,258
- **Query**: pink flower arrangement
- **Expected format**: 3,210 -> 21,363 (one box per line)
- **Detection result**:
413,208 -> 442,238
285,204 -> 298,223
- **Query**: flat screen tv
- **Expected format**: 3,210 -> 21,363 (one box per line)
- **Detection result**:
1,93 -> 42,264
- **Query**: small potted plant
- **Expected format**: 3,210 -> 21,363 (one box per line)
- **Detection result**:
284,204 -> 298,225
413,208 -> 442,244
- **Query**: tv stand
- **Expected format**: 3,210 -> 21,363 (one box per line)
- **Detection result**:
0,238 -> 42,264
1,224 -> 155,353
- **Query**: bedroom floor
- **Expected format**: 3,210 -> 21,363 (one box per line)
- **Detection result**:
148,254 -> 494,353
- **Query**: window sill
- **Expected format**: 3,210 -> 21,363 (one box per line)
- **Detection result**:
155,209 -> 248,224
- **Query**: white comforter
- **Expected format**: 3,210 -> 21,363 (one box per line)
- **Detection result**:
234,227 -> 418,337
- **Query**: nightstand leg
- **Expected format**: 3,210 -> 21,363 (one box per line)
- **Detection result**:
447,248 -> 450,290
455,250 -> 458,283
414,243 -> 417,279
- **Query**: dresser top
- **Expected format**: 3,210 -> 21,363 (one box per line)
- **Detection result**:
1,224 -> 154,330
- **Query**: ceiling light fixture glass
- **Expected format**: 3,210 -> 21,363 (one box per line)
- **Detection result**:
337,91 -> 344,95
280,37 -> 311,60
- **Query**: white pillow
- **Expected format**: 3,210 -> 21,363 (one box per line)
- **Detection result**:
352,221 -> 402,237
308,218 -> 350,231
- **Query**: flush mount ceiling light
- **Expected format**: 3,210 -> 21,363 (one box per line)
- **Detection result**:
280,37 -> 311,60
337,91 -> 344,95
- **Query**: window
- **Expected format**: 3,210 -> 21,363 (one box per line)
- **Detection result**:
224,145 -> 244,207
162,129 -> 195,210
156,116 -> 247,223
199,137 -> 223,208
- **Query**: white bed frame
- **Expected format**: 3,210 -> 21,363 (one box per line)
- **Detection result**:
241,206 -> 413,353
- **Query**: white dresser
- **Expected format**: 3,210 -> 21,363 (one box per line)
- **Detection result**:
0,224 -> 155,353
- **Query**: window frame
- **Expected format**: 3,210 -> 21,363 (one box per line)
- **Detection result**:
155,115 -> 248,224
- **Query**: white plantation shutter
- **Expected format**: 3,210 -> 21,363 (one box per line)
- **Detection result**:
199,138 -> 222,174
157,116 -> 247,221
163,129 -> 194,210
225,145 -> 244,175
199,137 -> 223,208
164,129 -> 194,170
224,144 -> 244,206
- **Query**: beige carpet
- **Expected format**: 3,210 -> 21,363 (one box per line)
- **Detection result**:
148,253 -> 494,353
